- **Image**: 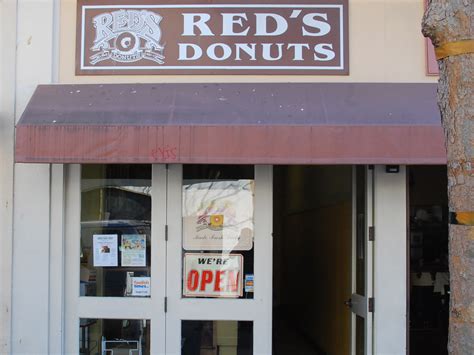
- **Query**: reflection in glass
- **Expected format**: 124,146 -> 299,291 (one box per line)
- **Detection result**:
79,318 -> 150,355
182,165 -> 255,299
182,320 -> 253,355
80,165 -> 152,297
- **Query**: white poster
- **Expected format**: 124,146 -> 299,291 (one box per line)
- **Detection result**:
183,253 -> 243,298
182,180 -> 254,251
121,234 -> 146,267
93,234 -> 118,267
132,277 -> 151,296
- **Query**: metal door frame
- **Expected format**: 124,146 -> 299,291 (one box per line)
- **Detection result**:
165,165 -> 273,355
64,164 -> 167,354
350,165 -> 374,355
64,164 -> 273,354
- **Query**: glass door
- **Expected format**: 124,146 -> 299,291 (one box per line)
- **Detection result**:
166,165 -> 273,354
350,166 -> 374,355
65,164 -> 167,354
65,164 -> 273,354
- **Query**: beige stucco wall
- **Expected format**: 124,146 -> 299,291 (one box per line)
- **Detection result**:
59,0 -> 438,84
0,1 -> 15,352
2,0 -> 59,353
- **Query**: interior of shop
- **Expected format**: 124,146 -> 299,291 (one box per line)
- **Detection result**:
409,166 -> 449,355
273,166 -> 353,355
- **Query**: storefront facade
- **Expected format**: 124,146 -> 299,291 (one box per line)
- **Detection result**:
0,1 -> 445,354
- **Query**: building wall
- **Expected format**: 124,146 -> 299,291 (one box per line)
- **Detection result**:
59,0 -> 438,84
1,0 -> 431,353
0,0 -> 60,353
0,1 -> 16,352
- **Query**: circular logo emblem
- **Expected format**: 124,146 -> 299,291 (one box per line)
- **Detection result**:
115,32 -> 140,54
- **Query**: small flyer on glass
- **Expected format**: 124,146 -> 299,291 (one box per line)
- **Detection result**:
245,274 -> 254,293
132,277 -> 151,296
93,234 -> 118,267
121,234 -> 146,267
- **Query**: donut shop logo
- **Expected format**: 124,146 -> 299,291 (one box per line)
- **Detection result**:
196,214 -> 224,232
90,10 -> 165,65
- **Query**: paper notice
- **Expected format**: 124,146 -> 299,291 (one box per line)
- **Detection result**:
121,234 -> 146,267
93,234 -> 118,267
132,277 -> 151,296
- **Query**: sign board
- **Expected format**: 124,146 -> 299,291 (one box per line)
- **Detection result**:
182,180 -> 254,251
77,0 -> 348,75
183,253 -> 243,298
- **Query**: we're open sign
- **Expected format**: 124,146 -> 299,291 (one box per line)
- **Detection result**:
183,253 -> 243,298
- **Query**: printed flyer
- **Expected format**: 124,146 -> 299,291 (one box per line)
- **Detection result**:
93,234 -> 118,267
182,180 -> 254,251
132,277 -> 151,296
121,234 -> 146,267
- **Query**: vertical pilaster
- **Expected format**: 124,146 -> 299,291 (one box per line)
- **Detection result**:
373,165 -> 407,355
12,164 -> 51,353
0,0 -> 17,352
49,164 -> 66,354
11,0 -> 59,353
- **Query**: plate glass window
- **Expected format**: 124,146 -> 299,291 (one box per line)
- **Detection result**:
79,318 -> 150,354
182,165 -> 255,299
80,165 -> 152,297
181,320 -> 253,355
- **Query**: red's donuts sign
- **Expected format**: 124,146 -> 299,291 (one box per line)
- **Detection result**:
77,0 -> 348,75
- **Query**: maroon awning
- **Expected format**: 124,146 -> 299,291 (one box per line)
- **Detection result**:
15,83 -> 446,164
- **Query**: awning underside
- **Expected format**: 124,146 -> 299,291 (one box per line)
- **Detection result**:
15,83 -> 445,164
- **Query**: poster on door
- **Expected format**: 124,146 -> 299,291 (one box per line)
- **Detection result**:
182,180 -> 254,251
93,234 -> 118,267
183,253 -> 243,298
121,234 -> 146,267
132,277 -> 151,296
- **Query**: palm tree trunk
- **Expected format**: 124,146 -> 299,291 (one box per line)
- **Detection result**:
422,1 -> 474,353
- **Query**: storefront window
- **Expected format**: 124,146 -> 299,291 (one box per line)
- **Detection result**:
182,165 -> 255,299
80,165 -> 152,297
181,320 -> 253,355
79,318 -> 150,354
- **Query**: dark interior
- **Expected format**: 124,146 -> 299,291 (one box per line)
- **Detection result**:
409,166 -> 449,355
273,166 -> 353,355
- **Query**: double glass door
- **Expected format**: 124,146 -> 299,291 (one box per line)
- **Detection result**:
65,164 -> 273,354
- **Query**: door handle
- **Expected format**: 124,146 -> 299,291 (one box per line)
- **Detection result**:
344,298 -> 353,308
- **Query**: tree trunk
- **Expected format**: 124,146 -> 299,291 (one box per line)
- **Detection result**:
422,1 -> 474,354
